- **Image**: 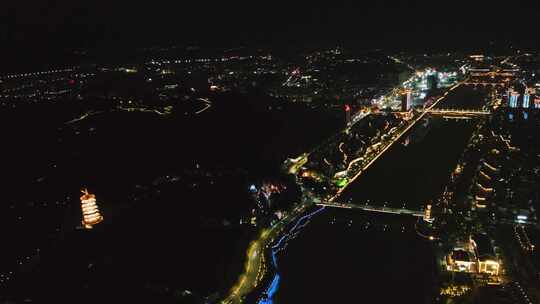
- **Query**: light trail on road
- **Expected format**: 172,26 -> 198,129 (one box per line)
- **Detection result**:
64,111 -> 103,124
195,98 -> 212,114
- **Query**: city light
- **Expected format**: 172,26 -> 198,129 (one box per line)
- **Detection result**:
2,35 -> 539,304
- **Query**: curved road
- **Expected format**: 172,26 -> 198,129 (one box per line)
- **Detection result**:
222,203 -> 310,304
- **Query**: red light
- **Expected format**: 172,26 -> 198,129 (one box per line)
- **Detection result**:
68,79 -> 75,85
345,104 -> 351,112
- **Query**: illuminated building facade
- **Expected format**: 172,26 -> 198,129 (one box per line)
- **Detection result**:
471,234 -> 500,276
523,87 -> 535,109
478,259 -> 500,276
446,240 -> 475,272
401,89 -> 412,112
469,54 -> 484,62
447,236 -> 500,277
424,204 -> 433,222
523,92 -> 530,108
475,195 -> 487,208
508,89 -> 519,108
447,249 -> 475,272
80,189 -> 104,229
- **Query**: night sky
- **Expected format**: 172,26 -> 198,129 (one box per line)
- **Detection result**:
2,1 -> 540,56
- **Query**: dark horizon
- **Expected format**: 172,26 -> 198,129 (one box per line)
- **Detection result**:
2,1 -> 540,51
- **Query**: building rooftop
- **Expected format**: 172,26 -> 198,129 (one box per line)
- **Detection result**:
452,249 -> 470,262
473,233 -> 496,260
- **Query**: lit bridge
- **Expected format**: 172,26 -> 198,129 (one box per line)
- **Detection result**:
317,202 -> 426,219
427,108 -> 491,116
462,82 -> 506,86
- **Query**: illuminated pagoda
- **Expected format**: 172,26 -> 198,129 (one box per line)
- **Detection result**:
80,189 -> 104,229
424,204 -> 433,223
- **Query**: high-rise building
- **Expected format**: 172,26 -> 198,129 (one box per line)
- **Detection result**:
534,97 -> 540,109
80,189 -> 103,229
427,74 -> 438,91
508,89 -> 519,108
523,87 -> 535,109
401,89 -> 412,112
523,93 -> 530,108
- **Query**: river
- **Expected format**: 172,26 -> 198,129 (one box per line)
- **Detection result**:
275,208 -> 436,304
267,85 -> 490,304
339,117 -> 477,210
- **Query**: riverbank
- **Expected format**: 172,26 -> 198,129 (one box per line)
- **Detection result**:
221,202 -> 316,304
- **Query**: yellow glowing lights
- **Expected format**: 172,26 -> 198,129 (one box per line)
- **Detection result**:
424,204 -> 432,221
80,189 -> 104,229
440,285 -> 471,297
478,259 -> 500,276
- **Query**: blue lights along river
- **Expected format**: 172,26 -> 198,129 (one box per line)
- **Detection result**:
259,206 -> 327,304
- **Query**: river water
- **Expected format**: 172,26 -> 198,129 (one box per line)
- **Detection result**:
270,86 -> 489,304
339,117 -> 477,210
275,208 -> 436,304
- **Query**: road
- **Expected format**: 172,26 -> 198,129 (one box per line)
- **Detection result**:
195,97 -> 212,114
222,203 -> 310,304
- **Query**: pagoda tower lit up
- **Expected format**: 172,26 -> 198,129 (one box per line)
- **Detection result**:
80,189 -> 103,229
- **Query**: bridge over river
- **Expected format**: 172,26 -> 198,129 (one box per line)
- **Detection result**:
428,108 -> 490,116
316,202 -> 426,218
